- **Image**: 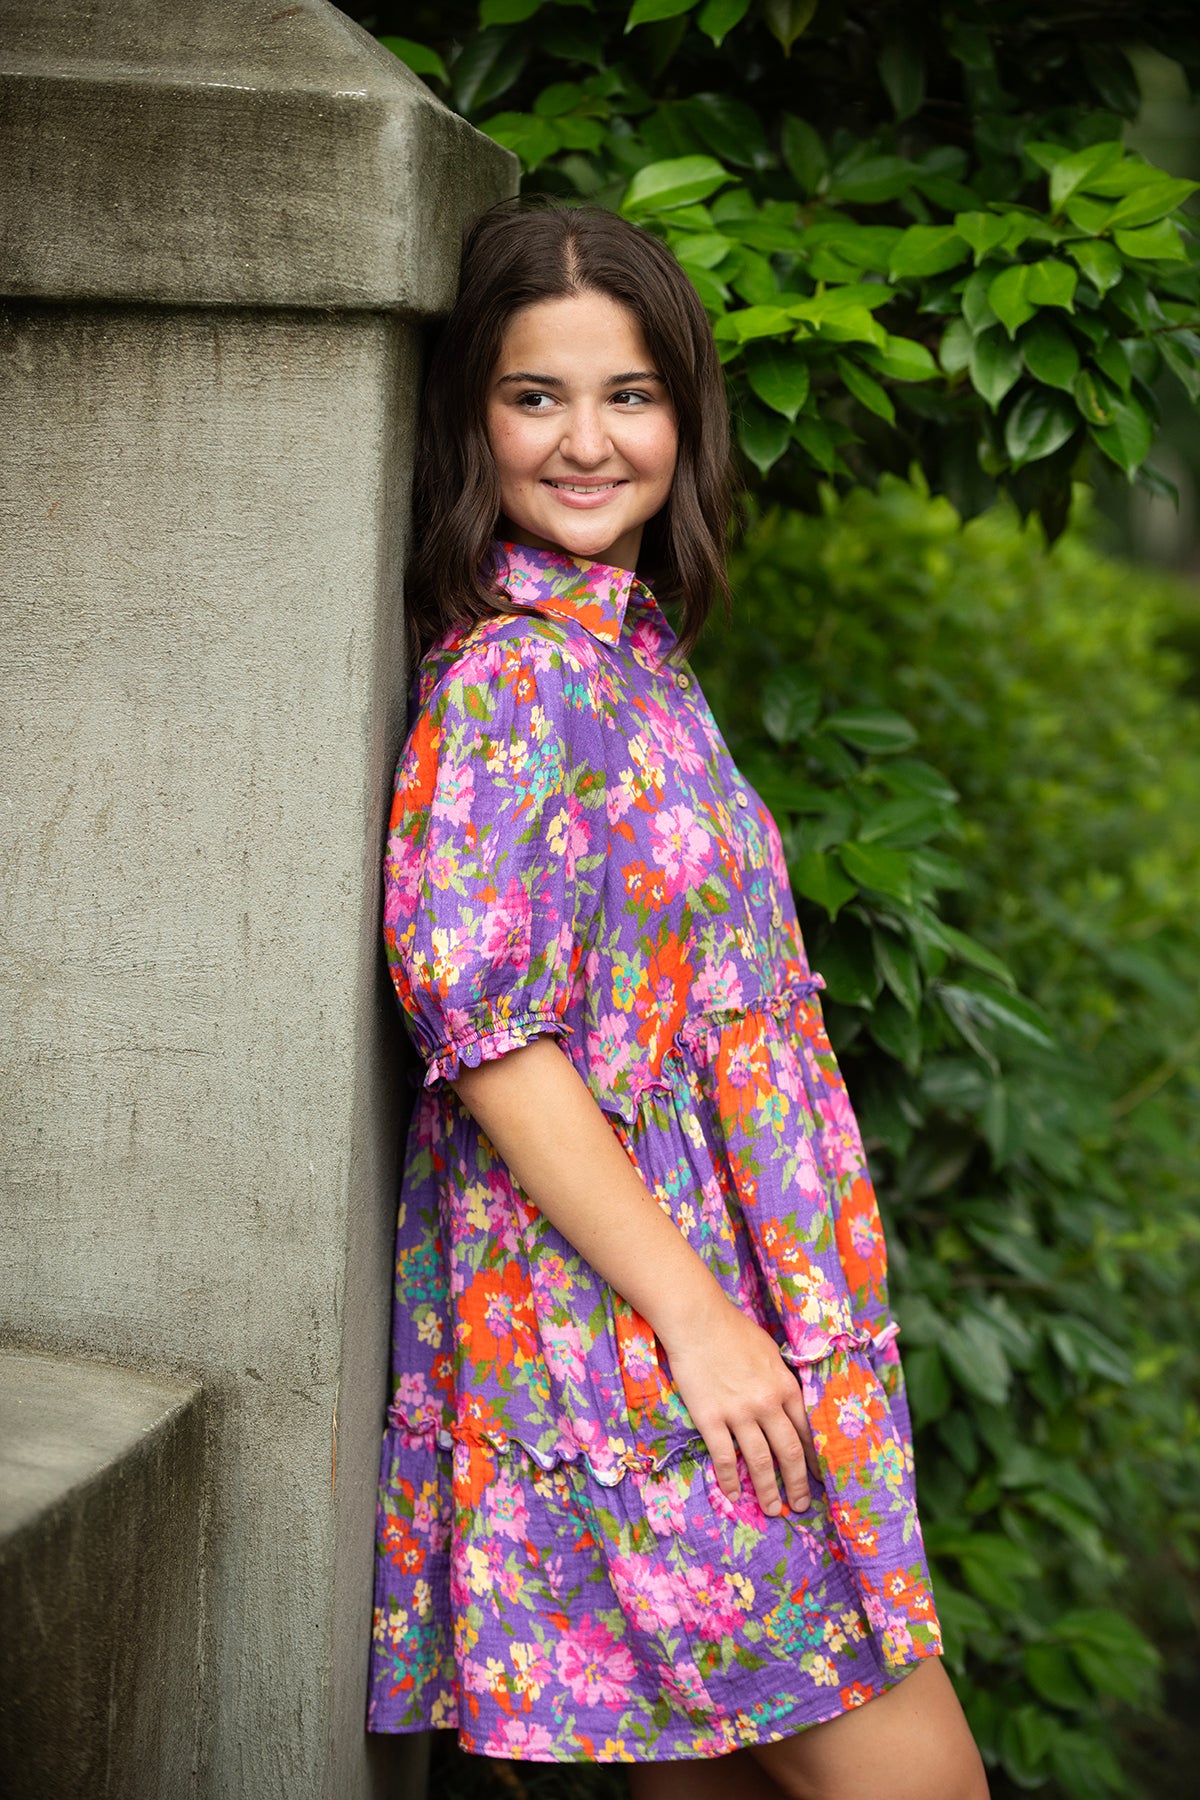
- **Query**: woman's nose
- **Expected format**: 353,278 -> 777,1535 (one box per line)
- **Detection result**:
559,404 -> 612,464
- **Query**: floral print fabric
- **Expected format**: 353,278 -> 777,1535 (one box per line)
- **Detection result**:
368,541 -> 942,1759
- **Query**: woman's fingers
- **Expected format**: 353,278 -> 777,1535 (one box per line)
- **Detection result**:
731,1420 -> 786,1516
701,1420 -> 742,1503
762,1407 -> 813,1513
784,1388 -> 822,1483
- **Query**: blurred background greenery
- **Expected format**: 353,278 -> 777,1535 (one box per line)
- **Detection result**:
348,4 -> 1200,1793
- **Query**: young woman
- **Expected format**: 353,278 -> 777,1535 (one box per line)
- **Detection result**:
368,202 -> 988,1800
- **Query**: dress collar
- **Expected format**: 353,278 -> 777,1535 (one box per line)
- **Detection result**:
494,539 -> 650,646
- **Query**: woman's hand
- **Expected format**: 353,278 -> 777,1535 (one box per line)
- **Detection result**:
660,1295 -> 819,1516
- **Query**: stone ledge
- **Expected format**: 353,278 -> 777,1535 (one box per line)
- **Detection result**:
0,1346 -> 205,1799
0,0 -> 516,311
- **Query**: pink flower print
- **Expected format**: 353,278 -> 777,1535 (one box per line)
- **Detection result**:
641,1470 -> 688,1539
657,1657 -> 711,1712
485,1472 -> 529,1543
692,956 -> 745,1012
586,1011 -> 634,1086
483,1718 -> 556,1758
608,1554 -> 684,1631
679,1564 -> 744,1635
431,759 -> 475,825
547,795 -> 591,880
394,1371 -> 430,1414
482,878 -> 532,973
541,1318 -> 587,1384
649,803 -> 712,897
554,1616 -> 636,1708
641,696 -> 705,774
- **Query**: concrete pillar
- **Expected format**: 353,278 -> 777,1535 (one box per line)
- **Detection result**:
0,5 -> 514,1795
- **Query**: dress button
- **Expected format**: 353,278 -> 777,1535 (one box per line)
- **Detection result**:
676,672 -> 691,690
771,905 -> 783,928
735,791 -> 749,808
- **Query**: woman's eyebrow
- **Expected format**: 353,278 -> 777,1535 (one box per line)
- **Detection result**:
494,370 -> 665,387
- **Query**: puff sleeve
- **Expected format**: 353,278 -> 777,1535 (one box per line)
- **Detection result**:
383,630 -> 605,1085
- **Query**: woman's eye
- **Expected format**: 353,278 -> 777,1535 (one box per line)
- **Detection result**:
515,391 -> 555,411
612,390 -> 650,407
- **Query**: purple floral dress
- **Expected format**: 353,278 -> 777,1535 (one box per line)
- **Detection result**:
367,541 -> 942,1762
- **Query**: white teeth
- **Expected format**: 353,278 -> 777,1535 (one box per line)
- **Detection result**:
547,481 -> 620,493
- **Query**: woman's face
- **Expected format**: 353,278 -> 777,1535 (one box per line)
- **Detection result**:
485,290 -> 678,572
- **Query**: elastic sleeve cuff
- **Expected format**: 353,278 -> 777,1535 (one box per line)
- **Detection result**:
423,1010 -> 572,1087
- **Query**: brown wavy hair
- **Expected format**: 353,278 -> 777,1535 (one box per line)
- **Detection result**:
406,200 -> 733,660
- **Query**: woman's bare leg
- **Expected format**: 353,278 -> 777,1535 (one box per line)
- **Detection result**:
629,1747 -> 787,1799
748,1660 -> 988,1800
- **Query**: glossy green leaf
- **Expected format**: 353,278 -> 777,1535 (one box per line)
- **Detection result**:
1113,219 -> 1188,262
790,851 -> 857,919
1063,194 -> 1117,235
868,993 -> 922,1070
836,355 -> 896,424
839,841 -> 913,902
969,326 -> 1023,409
625,0 -> 696,29
1107,176 -> 1199,229
873,928 -> 922,1015
941,1317 -> 1012,1407
621,155 -> 731,213
761,0 -> 817,53
827,154 -> 916,205
878,35 -> 925,122
860,334 -> 938,382
686,92 -> 770,169
888,224 -> 968,278
1066,238 -> 1123,294
761,668 -> 821,743
379,36 -> 449,81
1093,338 -> 1132,393
1047,140 -> 1123,209
953,210 -> 1011,264
942,978 -> 1057,1047
481,112 -> 559,170
1004,386 -> 1078,466
988,264 -> 1035,336
1023,1644 -> 1093,1711
671,230 -> 735,269
697,0 -> 751,45
823,707 -> 918,754
1021,319 -> 1080,391
961,268 -> 999,333
780,113 -> 827,195
451,30 -> 528,113
737,397 -> 791,472
1072,369 -> 1115,427
1025,259 -> 1077,311
1090,391 -> 1153,475
792,414 -> 835,474
745,342 -> 811,420
938,317 -> 973,376
714,303 -> 794,342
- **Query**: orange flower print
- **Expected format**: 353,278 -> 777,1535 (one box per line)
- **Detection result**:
835,1176 -> 886,1302
460,1262 -> 537,1371
810,1363 -> 887,1473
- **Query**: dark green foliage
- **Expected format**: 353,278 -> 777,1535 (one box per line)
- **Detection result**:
361,0 -> 1200,532
693,482 -> 1200,1797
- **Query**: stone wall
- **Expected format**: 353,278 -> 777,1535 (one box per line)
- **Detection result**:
0,5 -> 515,1794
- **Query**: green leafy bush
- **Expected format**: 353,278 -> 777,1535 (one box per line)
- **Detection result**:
693,481 -> 1200,1797
366,0 -> 1200,530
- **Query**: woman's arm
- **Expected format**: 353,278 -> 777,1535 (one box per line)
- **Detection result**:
453,1036 -> 817,1516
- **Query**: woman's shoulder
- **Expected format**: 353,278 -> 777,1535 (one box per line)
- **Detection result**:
415,609 -> 605,718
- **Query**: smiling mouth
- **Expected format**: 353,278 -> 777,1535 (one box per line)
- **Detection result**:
543,479 -> 627,493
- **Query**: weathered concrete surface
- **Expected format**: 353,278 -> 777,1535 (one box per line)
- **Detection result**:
0,0 -> 504,310
0,4 -> 515,1796
0,1349 -> 204,1800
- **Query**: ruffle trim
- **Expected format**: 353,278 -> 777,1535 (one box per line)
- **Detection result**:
386,1318 -> 897,1491
419,974 -> 827,1122
423,1010 -> 571,1087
